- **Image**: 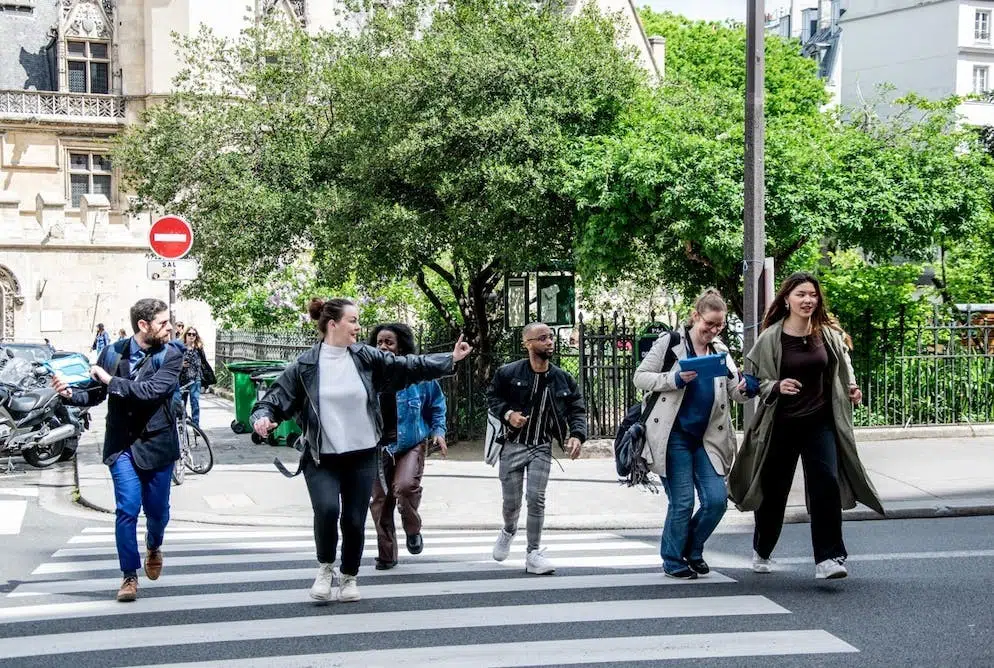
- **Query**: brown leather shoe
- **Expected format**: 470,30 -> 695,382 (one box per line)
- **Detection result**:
116,576 -> 138,603
144,548 -> 163,580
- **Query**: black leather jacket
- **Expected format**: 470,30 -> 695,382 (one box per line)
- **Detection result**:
486,358 -> 588,446
250,342 -> 455,473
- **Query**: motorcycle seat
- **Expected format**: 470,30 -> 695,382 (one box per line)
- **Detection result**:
7,388 -> 57,414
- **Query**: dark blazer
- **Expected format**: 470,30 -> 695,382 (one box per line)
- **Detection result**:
69,337 -> 184,470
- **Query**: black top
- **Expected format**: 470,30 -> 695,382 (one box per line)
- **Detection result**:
379,391 -> 398,445
519,370 -> 553,445
777,331 -> 829,421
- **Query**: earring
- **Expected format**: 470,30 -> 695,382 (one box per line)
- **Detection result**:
785,302 -> 790,310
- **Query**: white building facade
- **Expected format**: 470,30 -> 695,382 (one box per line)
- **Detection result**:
841,0 -> 994,125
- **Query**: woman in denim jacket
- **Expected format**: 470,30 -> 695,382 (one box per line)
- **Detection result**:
368,323 -> 448,570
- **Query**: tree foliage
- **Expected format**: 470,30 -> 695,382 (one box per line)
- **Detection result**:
116,1 -> 648,364
570,11 -> 994,317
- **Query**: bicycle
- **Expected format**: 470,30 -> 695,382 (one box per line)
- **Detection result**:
172,381 -> 215,485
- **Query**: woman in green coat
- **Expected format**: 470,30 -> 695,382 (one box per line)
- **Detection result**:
728,272 -> 884,581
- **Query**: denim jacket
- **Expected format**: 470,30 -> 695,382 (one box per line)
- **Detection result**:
383,380 -> 447,456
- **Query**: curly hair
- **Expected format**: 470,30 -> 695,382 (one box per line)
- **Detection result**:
368,322 -> 417,356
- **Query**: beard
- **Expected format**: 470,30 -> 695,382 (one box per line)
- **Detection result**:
535,349 -> 554,361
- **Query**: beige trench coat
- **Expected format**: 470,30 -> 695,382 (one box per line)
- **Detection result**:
726,320 -> 885,516
632,329 -> 748,478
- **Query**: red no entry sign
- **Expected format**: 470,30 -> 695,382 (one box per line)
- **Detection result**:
148,215 -> 193,260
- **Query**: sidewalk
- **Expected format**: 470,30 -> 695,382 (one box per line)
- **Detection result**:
75,396 -> 994,529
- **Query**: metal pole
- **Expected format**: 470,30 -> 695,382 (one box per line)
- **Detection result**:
743,0 -> 766,430
169,280 -> 176,330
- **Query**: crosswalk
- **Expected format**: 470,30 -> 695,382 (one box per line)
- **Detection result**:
0,526 -> 858,666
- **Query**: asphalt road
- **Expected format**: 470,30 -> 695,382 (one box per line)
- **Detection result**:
0,481 -> 992,668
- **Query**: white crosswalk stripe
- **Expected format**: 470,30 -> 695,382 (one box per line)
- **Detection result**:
0,526 -> 859,666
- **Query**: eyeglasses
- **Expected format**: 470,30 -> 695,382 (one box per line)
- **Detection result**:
186,332 -> 197,337
699,317 -> 726,332
526,334 -> 555,342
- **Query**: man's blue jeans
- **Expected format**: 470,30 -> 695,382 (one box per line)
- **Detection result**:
660,432 -> 727,573
110,450 -> 173,573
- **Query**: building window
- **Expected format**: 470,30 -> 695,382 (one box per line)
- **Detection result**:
68,152 -> 112,208
66,40 -> 110,94
0,3 -> 34,13
973,65 -> 990,94
977,10 -> 991,42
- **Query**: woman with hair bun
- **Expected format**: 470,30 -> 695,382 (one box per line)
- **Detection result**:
633,288 -> 749,579
251,298 -> 472,603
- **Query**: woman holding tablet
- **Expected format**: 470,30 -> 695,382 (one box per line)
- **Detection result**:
728,272 -> 883,580
633,289 -> 749,579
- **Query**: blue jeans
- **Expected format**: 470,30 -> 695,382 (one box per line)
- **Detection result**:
109,450 -> 173,574
184,380 -> 201,426
660,432 -> 728,572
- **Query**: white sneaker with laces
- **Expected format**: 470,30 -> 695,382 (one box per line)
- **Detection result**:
815,558 -> 848,580
309,563 -> 337,602
752,551 -> 775,574
338,572 -> 361,602
492,529 -> 514,562
525,548 -> 556,575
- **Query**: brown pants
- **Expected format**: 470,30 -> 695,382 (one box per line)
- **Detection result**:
369,443 -> 426,563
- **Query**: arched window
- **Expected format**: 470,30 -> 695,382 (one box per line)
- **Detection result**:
0,266 -> 24,343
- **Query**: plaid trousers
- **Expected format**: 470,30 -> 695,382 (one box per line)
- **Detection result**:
498,441 -> 553,553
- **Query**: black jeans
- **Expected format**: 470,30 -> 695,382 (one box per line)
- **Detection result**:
753,414 -> 847,564
302,448 -> 378,576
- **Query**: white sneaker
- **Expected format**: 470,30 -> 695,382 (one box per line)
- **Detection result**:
309,563 -> 337,602
338,573 -> 361,602
815,558 -> 848,580
525,547 -> 556,575
752,551 -> 775,574
492,529 -> 514,562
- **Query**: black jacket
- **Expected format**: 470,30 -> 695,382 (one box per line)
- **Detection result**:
69,338 -> 183,470
250,342 -> 455,472
486,358 -> 587,446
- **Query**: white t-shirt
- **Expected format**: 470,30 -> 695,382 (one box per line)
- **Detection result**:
317,344 -> 376,454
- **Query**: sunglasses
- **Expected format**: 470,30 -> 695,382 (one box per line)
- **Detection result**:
185,332 -> 198,337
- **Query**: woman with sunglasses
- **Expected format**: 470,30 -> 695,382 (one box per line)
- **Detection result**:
179,326 -> 206,426
633,289 -> 749,579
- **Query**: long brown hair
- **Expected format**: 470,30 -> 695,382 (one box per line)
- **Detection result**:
181,325 -> 204,350
762,272 -> 843,341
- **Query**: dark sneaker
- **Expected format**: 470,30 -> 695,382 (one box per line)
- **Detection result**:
406,533 -> 424,555
663,567 -> 699,580
687,558 -> 710,576
375,558 -> 397,570
144,548 -> 163,581
116,576 -> 138,602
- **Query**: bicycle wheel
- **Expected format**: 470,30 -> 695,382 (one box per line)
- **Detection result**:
183,419 -> 214,474
172,419 -> 186,486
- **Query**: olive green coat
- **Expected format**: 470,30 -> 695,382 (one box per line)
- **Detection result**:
727,320 -> 885,516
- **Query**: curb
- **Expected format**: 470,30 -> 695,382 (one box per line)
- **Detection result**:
72,451 -> 994,529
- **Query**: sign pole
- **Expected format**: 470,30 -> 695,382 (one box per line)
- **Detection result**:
743,0 -> 766,430
169,280 -> 176,330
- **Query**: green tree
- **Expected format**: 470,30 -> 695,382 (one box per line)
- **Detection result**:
116,1 -> 648,370
571,13 -> 993,317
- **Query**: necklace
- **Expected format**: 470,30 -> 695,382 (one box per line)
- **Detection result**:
785,320 -> 812,345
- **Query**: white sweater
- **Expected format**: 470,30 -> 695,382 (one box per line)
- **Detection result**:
317,344 -> 376,454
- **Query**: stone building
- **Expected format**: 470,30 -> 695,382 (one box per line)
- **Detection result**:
0,0 -> 660,353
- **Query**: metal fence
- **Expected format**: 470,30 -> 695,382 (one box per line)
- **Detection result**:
216,308 -> 994,440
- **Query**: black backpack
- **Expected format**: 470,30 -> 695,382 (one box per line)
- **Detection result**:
614,330 -> 682,487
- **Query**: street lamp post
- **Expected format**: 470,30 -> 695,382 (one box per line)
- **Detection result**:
743,0 -> 766,429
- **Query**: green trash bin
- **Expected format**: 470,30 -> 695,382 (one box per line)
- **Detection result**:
226,360 -> 287,435
251,370 -> 302,447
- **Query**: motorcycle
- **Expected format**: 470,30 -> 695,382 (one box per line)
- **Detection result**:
0,354 -> 87,468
